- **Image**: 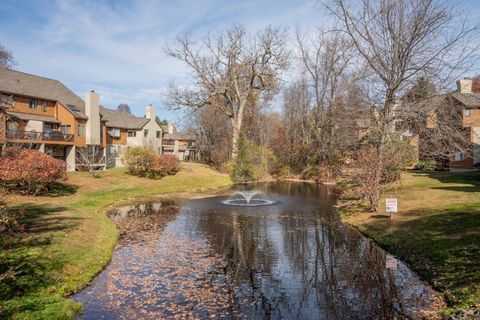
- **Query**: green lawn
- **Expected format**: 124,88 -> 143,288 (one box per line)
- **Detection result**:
343,171 -> 480,316
0,163 -> 232,319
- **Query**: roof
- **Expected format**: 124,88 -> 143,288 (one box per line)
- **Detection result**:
163,131 -> 196,141
0,69 -> 165,129
6,111 -> 60,124
449,92 -> 480,108
0,68 -> 88,119
405,91 -> 480,112
100,107 -> 150,130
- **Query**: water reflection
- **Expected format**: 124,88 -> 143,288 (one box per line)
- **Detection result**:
73,182 -> 442,319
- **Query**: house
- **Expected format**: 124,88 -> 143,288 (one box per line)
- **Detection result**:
418,79 -> 480,170
161,123 -> 197,161
0,68 -> 194,170
0,68 -> 107,171
100,105 -> 163,167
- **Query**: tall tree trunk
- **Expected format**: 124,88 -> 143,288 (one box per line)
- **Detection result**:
369,112 -> 389,211
370,141 -> 385,211
230,103 -> 245,160
231,117 -> 241,160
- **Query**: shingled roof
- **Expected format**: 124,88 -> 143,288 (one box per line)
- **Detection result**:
407,91 -> 480,112
99,107 -> 150,130
449,92 -> 480,108
0,68 -> 88,119
163,131 -> 196,141
0,68 -> 161,130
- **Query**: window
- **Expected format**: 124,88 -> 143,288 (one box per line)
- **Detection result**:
60,125 -> 71,134
453,152 -> 465,162
156,131 -> 161,138
464,109 -> 472,117
44,124 -> 53,132
109,145 -> 117,155
144,129 -> 148,138
128,130 -> 136,137
29,99 -> 38,110
77,124 -> 85,136
109,128 -> 121,138
42,101 -> 47,112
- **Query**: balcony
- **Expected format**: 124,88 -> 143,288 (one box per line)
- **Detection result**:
6,129 -> 74,144
162,139 -> 175,146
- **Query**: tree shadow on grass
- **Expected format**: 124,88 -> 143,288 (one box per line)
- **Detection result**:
364,205 -> 480,308
0,204 -> 83,307
45,182 -> 78,197
431,185 -> 480,193
370,214 -> 391,219
427,171 -> 480,182
412,171 -> 480,193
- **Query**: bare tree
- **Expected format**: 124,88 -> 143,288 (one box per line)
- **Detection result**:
117,103 -> 131,113
0,94 -> 14,152
0,44 -> 15,69
187,103 -> 232,167
0,94 -> 13,109
166,25 -> 290,159
282,76 -> 312,148
327,0 -> 479,211
276,30 -> 365,177
76,145 -> 110,177
296,29 -> 356,166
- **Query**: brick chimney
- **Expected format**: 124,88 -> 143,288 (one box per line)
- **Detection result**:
85,90 -> 100,145
145,104 -> 156,120
168,123 -> 174,134
457,79 -> 473,94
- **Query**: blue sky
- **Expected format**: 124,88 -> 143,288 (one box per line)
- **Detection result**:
0,0 -> 324,124
1,0 -> 480,125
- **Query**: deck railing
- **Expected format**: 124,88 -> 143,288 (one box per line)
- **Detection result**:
6,129 -> 74,143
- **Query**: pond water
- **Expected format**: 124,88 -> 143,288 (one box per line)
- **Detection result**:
73,182 -> 442,319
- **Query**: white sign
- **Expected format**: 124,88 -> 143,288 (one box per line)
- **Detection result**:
386,254 -> 398,270
386,198 -> 398,213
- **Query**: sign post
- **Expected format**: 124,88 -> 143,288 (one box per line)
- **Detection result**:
386,198 -> 398,219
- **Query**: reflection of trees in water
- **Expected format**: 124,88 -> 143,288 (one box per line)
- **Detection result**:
259,181 -> 335,201
75,184 -> 440,319
107,201 -> 162,221
106,201 -> 179,246
196,190 -> 411,319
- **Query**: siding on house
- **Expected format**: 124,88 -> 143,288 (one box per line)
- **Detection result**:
106,128 -> 128,145
417,80 -> 480,170
0,68 -> 197,170
10,96 -> 56,118
463,109 -> 480,127
56,101 -> 85,146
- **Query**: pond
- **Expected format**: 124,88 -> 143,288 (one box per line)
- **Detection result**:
73,182 -> 442,319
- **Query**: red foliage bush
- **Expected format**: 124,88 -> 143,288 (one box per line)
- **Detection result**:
0,147 -> 67,194
156,155 -> 180,175
123,147 -> 181,179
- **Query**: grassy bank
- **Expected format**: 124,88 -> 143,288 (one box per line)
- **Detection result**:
0,163 -> 232,319
342,171 -> 480,316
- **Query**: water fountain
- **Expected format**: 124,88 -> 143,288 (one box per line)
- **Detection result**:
222,190 -> 276,206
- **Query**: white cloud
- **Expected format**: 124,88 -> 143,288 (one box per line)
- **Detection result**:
0,0 -> 325,120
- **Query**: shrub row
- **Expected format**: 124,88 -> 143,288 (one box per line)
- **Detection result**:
123,147 -> 180,179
